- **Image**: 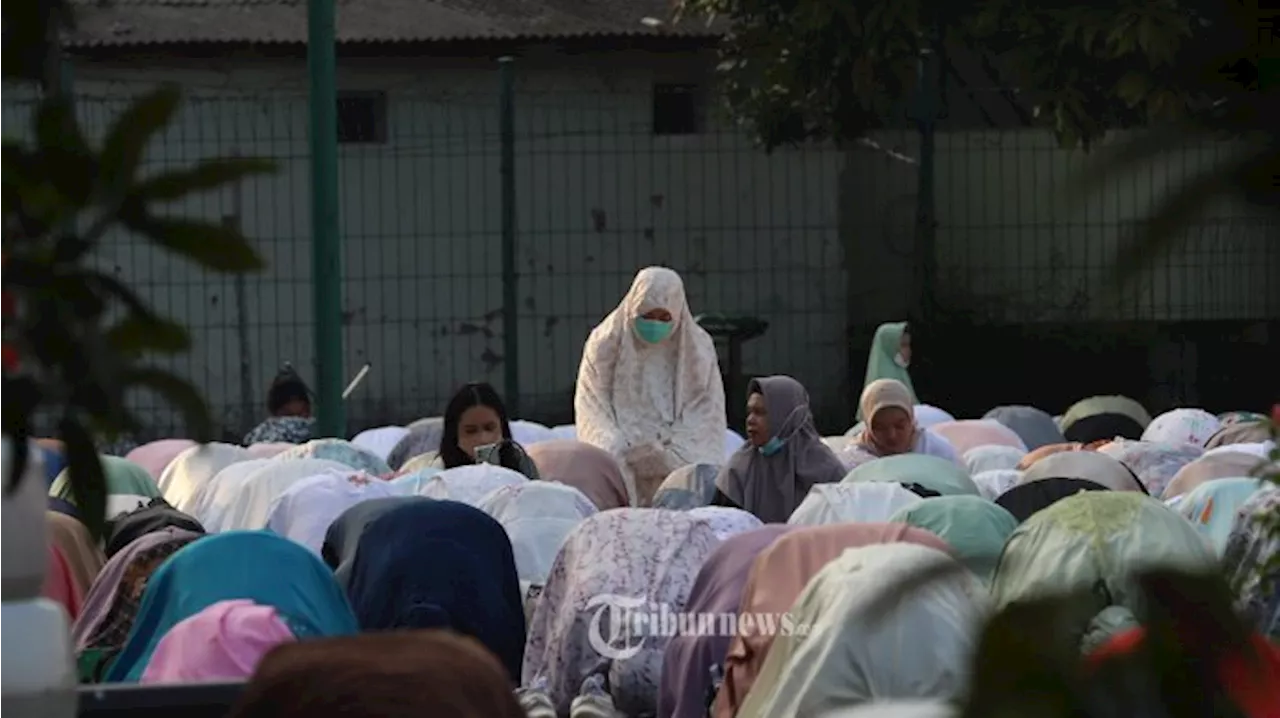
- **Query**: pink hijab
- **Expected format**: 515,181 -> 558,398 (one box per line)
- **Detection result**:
930,420 -> 1028,454
126,440 -> 198,480
140,599 -> 296,684
525,440 -> 630,510
42,545 -> 83,619
713,522 -> 951,718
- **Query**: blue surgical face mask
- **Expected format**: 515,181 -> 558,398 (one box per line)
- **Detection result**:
634,318 -> 673,344
758,436 -> 786,456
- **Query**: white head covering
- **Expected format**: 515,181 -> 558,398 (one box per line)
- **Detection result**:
822,436 -> 850,453
970,469 -> 1023,501
573,267 -> 727,503
158,443 -> 252,513
725,429 -> 747,460
386,469 -> 437,496
475,481 -> 598,589
1203,441 -> 1275,460
549,424 -> 578,441
510,420 -> 555,447
787,483 -> 924,526
186,459 -> 272,528
737,543 -> 984,718
265,471 -> 402,554
817,702 -> 956,718
401,463 -> 527,506
1141,408 -> 1221,447
688,506 -> 764,540
913,405 -> 955,429
350,426 -> 410,461
200,458 -> 352,532
963,445 -> 1025,475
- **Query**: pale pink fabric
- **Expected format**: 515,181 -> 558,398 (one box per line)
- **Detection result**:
126,440 -> 198,480
140,599 -> 296,684
929,420 -> 1028,454
713,523 -> 952,718
246,442 -> 296,459
42,546 -> 82,619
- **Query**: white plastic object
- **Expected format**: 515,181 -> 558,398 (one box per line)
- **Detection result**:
1,598 -> 77,718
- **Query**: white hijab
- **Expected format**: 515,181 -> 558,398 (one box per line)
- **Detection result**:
196,458 -> 350,532
475,481 -> 598,588
265,471 -> 402,555
158,443 -> 252,513
573,267 -> 726,502
738,543 -> 984,718
400,463 -> 527,506
510,420 -> 555,446
788,483 -> 924,526
351,426 -> 410,461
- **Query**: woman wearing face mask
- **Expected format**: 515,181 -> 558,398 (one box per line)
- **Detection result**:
439,382 -> 516,469
855,321 -> 916,421
851,378 -> 959,463
574,266 -> 727,506
712,376 -> 846,522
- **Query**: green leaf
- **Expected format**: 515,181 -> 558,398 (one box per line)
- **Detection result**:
2,407 -> 32,495
120,367 -> 216,442
132,157 -> 277,203
95,85 -> 181,198
59,415 -> 107,540
119,215 -> 264,272
34,96 -> 90,158
1067,126 -> 1201,198
104,315 -> 191,357
1104,145 -> 1263,295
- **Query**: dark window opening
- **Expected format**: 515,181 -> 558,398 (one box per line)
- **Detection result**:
652,83 -> 701,136
337,92 -> 387,144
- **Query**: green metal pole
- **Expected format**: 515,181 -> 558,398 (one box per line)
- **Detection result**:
912,30 -> 942,323
308,0 -> 344,437
499,57 -> 520,415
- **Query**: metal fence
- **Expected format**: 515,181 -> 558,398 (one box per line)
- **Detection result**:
5,75 -> 1277,439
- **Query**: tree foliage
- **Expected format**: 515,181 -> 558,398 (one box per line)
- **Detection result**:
674,0 -> 1277,276
2,1 -> 275,537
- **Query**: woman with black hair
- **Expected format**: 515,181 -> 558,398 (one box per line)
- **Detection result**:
439,382 -> 515,469
243,368 -> 316,445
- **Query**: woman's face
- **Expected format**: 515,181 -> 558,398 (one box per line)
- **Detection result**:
745,392 -> 770,447
276,397 -> 312,419
457,405 -> 503,460
898,331 -> 912,364
870,406 -> 915,454
640,308 -> 673,322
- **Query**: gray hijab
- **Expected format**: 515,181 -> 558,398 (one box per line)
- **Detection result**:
984,405 -> 1066,450
714,376 -> 845,523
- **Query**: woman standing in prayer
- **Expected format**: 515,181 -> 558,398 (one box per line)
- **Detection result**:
574,267 -> 726,505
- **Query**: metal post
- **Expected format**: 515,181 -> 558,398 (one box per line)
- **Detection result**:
308,0 -> 344,437
499,57 -> 520,415
912,29 -> 942,322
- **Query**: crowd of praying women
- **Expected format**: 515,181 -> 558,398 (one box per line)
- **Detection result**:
32,266 -> 1280,717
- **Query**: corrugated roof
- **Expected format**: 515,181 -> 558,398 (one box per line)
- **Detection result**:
64,0 -> 723,47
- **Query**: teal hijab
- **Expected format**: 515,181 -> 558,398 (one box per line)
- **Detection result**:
105,531 -> 358,682
1176,477 -> 1266,555
857,322 -> 915,420
843,453 -> 980,497
890,495 -> 1018,582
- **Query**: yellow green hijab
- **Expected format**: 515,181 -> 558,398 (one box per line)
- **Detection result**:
858,322 -> 915,420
